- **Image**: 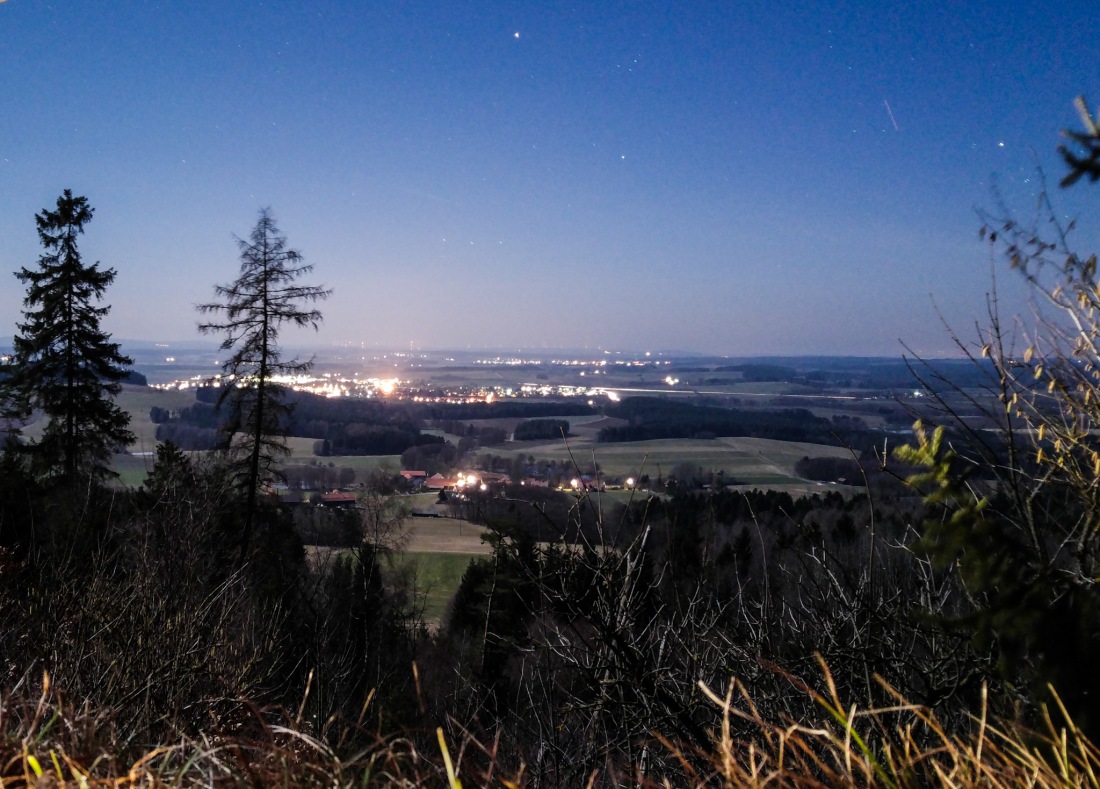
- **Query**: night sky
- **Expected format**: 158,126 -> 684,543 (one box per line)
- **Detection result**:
2,1 -> 1098,356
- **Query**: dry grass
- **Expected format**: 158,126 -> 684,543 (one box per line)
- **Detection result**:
676,658 -> 1100,788
3,659 -> 1098,788
0,671 -> 524,788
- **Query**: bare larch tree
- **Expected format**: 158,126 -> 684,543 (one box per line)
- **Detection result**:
198,208 -> 330,561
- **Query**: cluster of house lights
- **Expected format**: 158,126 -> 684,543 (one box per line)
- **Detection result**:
151,373 -> 626,404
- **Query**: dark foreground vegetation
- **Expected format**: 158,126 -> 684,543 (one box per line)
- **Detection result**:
3,102 -> 1100,786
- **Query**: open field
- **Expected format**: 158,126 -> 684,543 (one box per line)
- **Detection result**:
112,452 -> 157,487
405,515 -> 492,554
460,414 -> 628,442
396,551 -> 480,622
116,385 -> 198,452
284,436 -> 320,457
479,435 -> 853,485
422,427 -> 465,445
283,434 -> 400,469
91,386 -> 197,485
458,413 -> 617,437
20,385 -> 196,449
404,492 -> 448,511
305,515 -> 488,624
799,405 -> 891,428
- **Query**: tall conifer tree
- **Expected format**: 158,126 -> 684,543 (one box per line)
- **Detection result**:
6,190 -> 133,483
198,208 -> 329,560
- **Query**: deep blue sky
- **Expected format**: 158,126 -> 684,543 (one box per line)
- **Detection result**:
2,1 -> 1098,356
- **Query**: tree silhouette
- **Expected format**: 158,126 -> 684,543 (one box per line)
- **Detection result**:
4,190 -> 133,483
198,208 -> 330,561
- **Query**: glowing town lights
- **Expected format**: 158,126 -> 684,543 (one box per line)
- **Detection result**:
664,375 -> 679,386
570,478 -> 580,490
626,477 -> 635,489
154,355 -> 667,401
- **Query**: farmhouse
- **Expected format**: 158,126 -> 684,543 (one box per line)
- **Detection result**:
319,491 -> 357,509
478,472 -> 512,485
423,473 -> 459,491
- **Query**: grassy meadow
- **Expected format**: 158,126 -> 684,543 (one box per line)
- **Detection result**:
306,514 -> 488,623
396,551 -> 480,622
117,385 -> 199,452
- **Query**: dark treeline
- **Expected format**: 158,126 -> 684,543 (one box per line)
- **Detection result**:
154,421 -> 221,450
794,455 -> 866,484
154,390 -> 596,455
599,396 -> 881,447
412,400 -> 596,421
156,389 -> 445,456
512,418 -> 570,441
313,426 -> 442,457
400,441 -> 461,475
711,362 -> 797,381
433,419 -> 509,445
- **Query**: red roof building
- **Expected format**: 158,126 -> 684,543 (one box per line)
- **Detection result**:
320,491 -> 357,508
423,473 -> 459,490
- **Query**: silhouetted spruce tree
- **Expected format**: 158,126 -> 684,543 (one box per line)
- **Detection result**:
198,208 -> 329,561
4,190 -> 133,484
140,439 -> 197,508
